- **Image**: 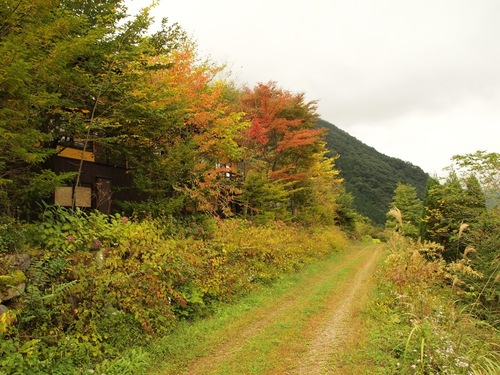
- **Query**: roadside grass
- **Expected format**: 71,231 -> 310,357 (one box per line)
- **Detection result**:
85,236 -> 500,375
360,280 -> 500,375
348,235 -> 500,375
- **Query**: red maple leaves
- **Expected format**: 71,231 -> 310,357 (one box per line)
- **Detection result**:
240,82 -> 323,181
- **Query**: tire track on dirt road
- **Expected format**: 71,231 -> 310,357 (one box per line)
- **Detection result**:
289,246 -> 381,374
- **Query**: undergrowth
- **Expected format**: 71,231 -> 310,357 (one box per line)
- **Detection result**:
0,207 -> 347,374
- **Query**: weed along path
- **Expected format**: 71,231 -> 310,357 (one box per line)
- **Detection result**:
151,244 -> 383,375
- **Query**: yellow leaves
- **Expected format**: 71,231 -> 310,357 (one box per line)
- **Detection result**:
446,260 -> 483,280
385,235 -> 447,290
418,241 -> 444,260
136,44 -> 248,214
194,112 -> 249,161
0,309 -> 16,333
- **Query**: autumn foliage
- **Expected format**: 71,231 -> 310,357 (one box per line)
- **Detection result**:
240,82 -> 324,181
1,2 -> 350,372
236,82 -> 342,222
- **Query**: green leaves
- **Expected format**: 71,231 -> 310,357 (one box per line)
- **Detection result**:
0,0 -> 159,216
2,207 -> 348,367
386,182 -> 423,238
1,0 -> 345,224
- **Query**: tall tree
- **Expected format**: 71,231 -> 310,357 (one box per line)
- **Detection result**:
1,0 -> 73,215
423,173 -> 467,259
449,151 -> 499,208
422,171 -> 488,261
118,41 -> 248,216
293,150 -> 343,226
238,82 -> 340,220
446,151 -> 499,321
239,82 -> 323,180
419,176 -> 440,239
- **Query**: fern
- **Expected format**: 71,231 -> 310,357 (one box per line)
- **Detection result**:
38,280 -> 78,301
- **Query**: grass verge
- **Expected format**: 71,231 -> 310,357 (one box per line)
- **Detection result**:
339,234 -> 500,375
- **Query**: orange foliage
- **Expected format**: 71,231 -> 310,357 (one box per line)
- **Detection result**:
134,43 -> 248,213
240,82 -> 323,181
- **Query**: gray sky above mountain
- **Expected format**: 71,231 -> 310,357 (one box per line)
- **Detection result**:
128,0 -> 500,176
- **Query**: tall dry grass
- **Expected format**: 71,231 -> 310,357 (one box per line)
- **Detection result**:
372,231 -> 499,374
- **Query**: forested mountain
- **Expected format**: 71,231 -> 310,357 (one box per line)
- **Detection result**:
317,119 -> 429,226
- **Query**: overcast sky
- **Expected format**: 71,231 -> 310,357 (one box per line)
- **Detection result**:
128,0 -> 500,176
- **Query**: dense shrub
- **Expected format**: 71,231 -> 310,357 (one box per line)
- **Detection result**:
0,208 -> 346,372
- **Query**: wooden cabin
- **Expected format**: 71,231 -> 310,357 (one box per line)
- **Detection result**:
53,140 -> 138,214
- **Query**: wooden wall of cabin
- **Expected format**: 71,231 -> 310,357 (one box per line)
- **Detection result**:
53,156 -> 140,214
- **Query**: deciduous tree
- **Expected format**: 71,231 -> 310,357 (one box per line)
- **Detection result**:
119,42 -> 248,215
239,82 -> 323,180
0,0 -> 154,215
238,82 -> 342,220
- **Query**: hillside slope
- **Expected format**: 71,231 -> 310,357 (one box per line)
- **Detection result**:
317,119 -> 429,226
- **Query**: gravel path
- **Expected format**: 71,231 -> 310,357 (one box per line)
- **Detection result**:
290,247 -> 381,374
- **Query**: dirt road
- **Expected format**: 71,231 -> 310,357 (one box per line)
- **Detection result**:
181,244 -> 382,375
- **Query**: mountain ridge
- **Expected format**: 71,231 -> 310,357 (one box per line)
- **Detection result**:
317,119 -> 429,226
